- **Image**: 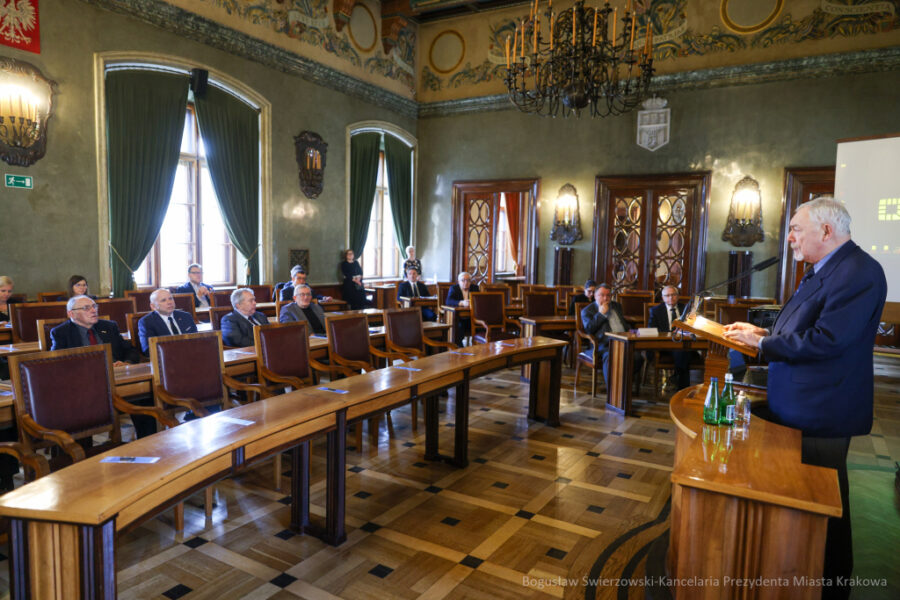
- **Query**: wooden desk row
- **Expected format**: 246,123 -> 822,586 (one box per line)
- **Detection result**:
0,336 -> 566,600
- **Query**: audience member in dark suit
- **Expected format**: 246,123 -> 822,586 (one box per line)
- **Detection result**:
278,265 -> 332,302
581,283 -> 642,390
51,295 -> 140,364
726,198 -> 887,599
648,285 -> 692,390
279,284 -> 327,334
446,272 -> 480,345
340,249 -> 369,310
222,288 -> 269,347
568,279 -> 597,316
174,263 -> 214,308
398,268 -> 436,321
137,288 -> 198,354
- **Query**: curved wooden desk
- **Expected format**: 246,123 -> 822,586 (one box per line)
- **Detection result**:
667,385 -> 842,599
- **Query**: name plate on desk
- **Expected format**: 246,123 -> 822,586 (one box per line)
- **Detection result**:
637,327 -> 659,337
100,456 -> 160,464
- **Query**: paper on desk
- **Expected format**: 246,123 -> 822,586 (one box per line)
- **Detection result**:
101,456 -> 160,464
318,387 -> 349,394
393,365 -> 422,371
450,351 -> 475,355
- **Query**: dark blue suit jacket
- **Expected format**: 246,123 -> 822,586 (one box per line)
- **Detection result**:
50,319 -> 140,363
174,281 -> 214,307
761,241 -> 886,437
648,302 -> 685,333
137,310 -> 198,354
221,310 -> 269,347
445,283 -> 480,306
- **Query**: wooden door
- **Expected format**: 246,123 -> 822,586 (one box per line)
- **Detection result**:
591,173 -> 710,297
451,179 -> 540,285
778,167 -> 835,303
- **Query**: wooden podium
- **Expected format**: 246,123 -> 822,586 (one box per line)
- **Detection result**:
672,313 -> 757,385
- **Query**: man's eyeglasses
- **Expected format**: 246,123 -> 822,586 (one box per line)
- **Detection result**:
71,303 -> 99,312
189,270 -> 202,275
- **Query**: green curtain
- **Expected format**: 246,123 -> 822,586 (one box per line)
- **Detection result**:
348,132 -> 381,257
194,86 -> 260,284
384,134 -> 412,259
106,70 -> 188,296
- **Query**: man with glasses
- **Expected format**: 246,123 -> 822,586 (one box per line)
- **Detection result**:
279,284 -> 326,334
50,295 -> 139,365
278,265 -> 332,303
648,285 -> 692,390
175,263 -> 214,308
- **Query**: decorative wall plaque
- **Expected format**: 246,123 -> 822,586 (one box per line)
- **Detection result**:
289,248 -> 310,275
294,130 -> 327,198
636,97 -> 670,152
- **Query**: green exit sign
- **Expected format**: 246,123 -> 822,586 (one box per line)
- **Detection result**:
5,174 -> 33,189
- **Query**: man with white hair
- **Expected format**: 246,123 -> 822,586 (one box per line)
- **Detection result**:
278,265 -> 332,302
446,271 -> 480,345
221,288 -> 269,347
50,295 -> 139,364
279,283 -> 327,334
725,197 -> 886,597
137,288 -> 198,354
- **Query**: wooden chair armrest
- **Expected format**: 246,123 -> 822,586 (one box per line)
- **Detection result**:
332,355 -> 371,374
474,318 -> 491,332
19,414 -> 85,463
0,441 -> 50,481
154,385 -> 209,417
387,342 -> 425,359
224,375 -> 271,402
112,394 -> 179,428
370,346 -> 406,363
309,358 -> 336,377
258,366 -> 310,391
504,317 -> 520,330
422,337 -> 458,351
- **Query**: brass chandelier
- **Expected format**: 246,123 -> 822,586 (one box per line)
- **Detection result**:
504,0 -> 654,118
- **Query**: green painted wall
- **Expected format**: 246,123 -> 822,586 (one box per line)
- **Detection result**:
415,70 -> 900,299
0,0 -> 414,296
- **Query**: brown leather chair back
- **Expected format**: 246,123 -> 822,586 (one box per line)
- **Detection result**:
9,301 -> 68,343
96,297 -> 136,332
617,290 -> 653,318
384,308 -> 424,353
10,345 -> 116,443
127,311 -> 152,349
210,290 -> 233,307
248,285 -> 273,304
275,300 -> 291,320
437,283 -> 452,306
325,313 -> 373,367
482,284 -> 511,305
524,292 -> 557,317
471,292 -> 505,326
209,307 -> 232,331
255,321 -> 311,381
171,293 -> 199,322
36,318 -> 66,350
37,291 -> 66,303
573,301 -> 592,355
8,293 -> 27,304
124,289 -> 154,312
150,331 -> 225,409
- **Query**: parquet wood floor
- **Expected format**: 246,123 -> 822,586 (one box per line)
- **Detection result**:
0,357 -> 897,599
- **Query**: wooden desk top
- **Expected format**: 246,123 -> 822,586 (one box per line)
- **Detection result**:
669,385 -> 842,517
0,336 -> 566,526
519,315 -> 574,325
606,331 -> 710,349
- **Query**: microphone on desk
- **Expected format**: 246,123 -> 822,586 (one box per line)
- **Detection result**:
680,255 -> 783,320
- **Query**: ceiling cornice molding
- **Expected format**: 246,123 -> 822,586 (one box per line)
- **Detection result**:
419,45 -> 900,118
80,0 -> 419,119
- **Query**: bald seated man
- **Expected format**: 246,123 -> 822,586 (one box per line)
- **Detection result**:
137,288 -> 198,354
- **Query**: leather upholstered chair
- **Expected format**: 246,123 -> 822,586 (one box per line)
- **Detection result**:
9,345 -> 177,467
248,285 -> 273,304
573,302 -> 605,397
523,292 -> 557,318
481,283 -> 511,305
324,313 -> 404,451
35,318 -> 66,350
208,307 -> 237,348
37,291 -> 66,303
469,292 -> 518,344
126,311 -> 152,350
124,289 -> 154,312
8,301 -> 68,343
171,293 -> 199,323
210,290 -> 233,308
95,297 -> 137,332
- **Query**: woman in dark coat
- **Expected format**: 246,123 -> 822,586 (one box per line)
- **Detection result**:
339,249 -> 368,310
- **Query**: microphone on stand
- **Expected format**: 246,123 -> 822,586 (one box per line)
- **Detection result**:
681,255 -> 782,321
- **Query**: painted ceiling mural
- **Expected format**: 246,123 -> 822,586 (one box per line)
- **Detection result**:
164,0 -> 416,96
418,0 -> 900,101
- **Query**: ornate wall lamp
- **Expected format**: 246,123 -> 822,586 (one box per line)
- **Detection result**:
722,175 -> 764,246
0,57 -> 56,167
550,183 -> 583,245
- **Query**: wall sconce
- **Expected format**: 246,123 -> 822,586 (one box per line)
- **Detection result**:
0,57 -> 56,167
722,175 -> 764,247
550,183 -> 583,245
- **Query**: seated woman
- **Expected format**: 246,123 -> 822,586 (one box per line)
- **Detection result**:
67,275 -> 97,300
339,249 -> 369,310
0,275 -> 14,322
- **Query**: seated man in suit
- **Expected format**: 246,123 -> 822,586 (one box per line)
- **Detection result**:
222,288 -> 269,347
51,295 -> 140,365
648,285 -> 692,390
446,271 -> 480,345
279,284 -> 326,334
581,283 -> 642,391
278,265 -> 332,303
137,288 -> 198,355
397,268 -> 436,321
568,279 -> 597,315
174,263 -> 213,308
